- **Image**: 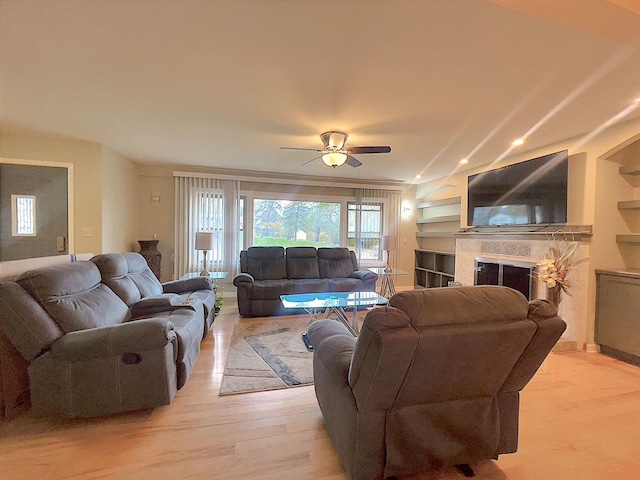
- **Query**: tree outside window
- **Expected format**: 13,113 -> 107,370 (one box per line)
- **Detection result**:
253,199 -> 340,247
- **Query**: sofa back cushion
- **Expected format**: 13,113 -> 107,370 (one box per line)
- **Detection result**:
286,247 -> 320,279
389,285 -> 529,327
16,262 -> 129,333
317,248 -> 356,279
243,247 -> 287,280
121,252 -> 163,297
91,253 -> 142,306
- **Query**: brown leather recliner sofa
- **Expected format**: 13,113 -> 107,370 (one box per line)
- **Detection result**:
307,285 -> 566,480
233,246 -> 378,317
0,252 -> 215,418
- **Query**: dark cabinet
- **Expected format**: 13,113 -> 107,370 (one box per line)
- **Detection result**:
595,270 -> 640,366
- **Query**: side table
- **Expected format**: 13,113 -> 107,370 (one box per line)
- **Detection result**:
367,267 -> 409,298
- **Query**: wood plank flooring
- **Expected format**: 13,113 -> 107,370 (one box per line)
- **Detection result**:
2,299 -> 640,479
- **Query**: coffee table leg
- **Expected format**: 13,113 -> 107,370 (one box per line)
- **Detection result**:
324,306 -> 358,336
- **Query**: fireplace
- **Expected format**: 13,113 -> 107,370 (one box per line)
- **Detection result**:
474,257 -> 537,300
455,234 -> 592,351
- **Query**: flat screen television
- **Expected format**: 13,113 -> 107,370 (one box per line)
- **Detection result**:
467,150 -> 568,227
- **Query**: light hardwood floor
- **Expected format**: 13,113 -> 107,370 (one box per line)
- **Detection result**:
2,298 -> 640,480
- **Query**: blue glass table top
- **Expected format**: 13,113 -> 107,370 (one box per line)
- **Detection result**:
280,291 -> 388,309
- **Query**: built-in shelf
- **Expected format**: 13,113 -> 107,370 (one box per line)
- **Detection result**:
416,214 -> 461,224
416,196 -> 462,209
619,163 -> 640,176
415,196 -> 462,252
618,200 -> 640,210
416,232 -> 457,238
414,249 -> 455,289
616,234 -> 640,244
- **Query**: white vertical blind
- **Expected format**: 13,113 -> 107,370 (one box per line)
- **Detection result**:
352,188 -> 401,270
174,176 -> 241,279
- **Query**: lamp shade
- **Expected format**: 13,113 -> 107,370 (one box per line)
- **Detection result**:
380,235 -> 397,251
195,232 -> 214,250
322,152 -> 348,167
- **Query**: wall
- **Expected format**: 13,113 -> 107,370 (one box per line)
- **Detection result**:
0,129 -> 103,255
136,165 -> 418,286
0,129 -> 142,259
398,186 -> 419,286
416,115 -> 640,350
101,146 -> 139,253
136,164 -> 175,282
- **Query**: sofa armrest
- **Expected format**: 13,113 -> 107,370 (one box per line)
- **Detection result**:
48,318 -> 177,362
350,269 -> 378,283
163,277 -> 213,294
307,320 -> 355,386
131,294 -> 201,318
233,273 -> 255,287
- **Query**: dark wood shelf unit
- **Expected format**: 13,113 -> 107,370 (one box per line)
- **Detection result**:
415,249 -> 455,288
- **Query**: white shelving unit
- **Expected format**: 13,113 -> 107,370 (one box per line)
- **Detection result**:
617,161 -> 640,245
414,195 -> 461,287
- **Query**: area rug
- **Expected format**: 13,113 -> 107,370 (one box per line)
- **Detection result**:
219,316 -> 315,395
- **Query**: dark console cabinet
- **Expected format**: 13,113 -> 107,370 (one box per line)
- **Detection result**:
595,270 -> 640,366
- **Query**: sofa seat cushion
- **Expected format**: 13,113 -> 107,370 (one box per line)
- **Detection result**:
246,246 -> 287,280
251,280 -> 294,300
286,247 -> 320,279
328,278 -> 363,292
16,262 -> 129,333
318,247 -> 357,278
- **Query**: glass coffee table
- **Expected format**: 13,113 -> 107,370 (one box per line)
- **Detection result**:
280,291 -> 388,349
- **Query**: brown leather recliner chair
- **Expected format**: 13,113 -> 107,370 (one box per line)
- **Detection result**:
307,285 -> 566,480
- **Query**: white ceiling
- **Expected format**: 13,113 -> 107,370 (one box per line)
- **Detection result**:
1,0 -> 640,184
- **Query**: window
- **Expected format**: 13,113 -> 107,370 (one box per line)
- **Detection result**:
347,202 -> 383,261
253,199 -> 341,247
11,195 -> 36,236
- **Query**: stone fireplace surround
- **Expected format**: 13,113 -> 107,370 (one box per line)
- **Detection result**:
455,227 -> 592,351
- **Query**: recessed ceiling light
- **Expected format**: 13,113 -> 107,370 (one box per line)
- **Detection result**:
512,138 -> 525,146
414,174 -> 422,179
459,158 -> 468,164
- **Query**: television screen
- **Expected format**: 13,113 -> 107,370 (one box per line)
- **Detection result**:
467,150 -> 568,227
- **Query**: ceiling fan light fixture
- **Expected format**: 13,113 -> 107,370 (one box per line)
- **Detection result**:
322,152 -> 347,167
321,131 -> 348,149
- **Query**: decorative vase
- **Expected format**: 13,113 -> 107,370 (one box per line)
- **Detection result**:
546,285 -> 562,308
138,240 -> 162,281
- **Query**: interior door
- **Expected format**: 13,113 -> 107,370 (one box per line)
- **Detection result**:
0,163 -> 69,261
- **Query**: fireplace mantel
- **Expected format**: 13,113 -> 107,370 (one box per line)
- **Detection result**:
455,224 -> 593,241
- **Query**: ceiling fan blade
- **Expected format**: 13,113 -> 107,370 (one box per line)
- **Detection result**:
301,155 -> 322,167
346,146 -> 391,155
281,147 -> 324,152
345,155 -> 362,168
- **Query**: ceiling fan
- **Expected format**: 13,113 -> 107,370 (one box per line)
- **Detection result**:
280,131 -> 391,168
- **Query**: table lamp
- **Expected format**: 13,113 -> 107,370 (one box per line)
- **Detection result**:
381,235 -> 397,273
195,232 -> 215,276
